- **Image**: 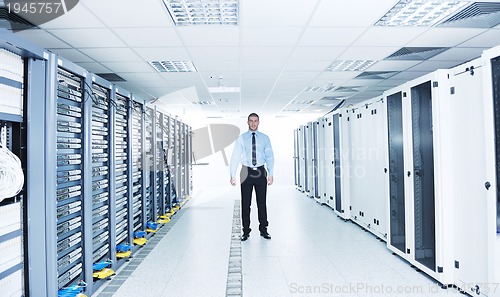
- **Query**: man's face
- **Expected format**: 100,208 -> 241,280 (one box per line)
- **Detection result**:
248,116 -> 259,131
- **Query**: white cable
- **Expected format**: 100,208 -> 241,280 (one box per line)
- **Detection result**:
0,142 -> 24,202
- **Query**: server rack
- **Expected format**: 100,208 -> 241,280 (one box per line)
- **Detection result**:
311,121 -> 320,201
385,88 -> 407,256
297,125 -> 305,192
305,122 -> 313,196
385,70 -> 455,286
144,106 -> 155,224
174,118 -> 182,202
347,98 -> 387,239
0,40 -> 27,296
162,114 -> 172,212
131,100 -> 145,235
114,91 -> 132,249
293,128 -> 299,187
186,125 -> 193,199
89,75 -> 113,289
333,110 -> 351,221
480,46 -> 500,296
317,118 -> 327,204
323,114 -> 335,209
168,114 -> 176,205
48,57 -> 90,296
153,110 -> 164,218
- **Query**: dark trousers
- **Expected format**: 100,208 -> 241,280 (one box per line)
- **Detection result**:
240,166 -> 268,234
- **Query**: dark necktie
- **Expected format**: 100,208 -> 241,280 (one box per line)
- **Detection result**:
252,132 -> 257,166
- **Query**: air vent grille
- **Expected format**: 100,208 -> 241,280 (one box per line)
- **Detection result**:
96,73 -> 126,82
439,2 -> 500,28
385,47 -> 448,60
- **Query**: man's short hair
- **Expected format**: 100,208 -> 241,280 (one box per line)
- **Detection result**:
248,113 -> 259,120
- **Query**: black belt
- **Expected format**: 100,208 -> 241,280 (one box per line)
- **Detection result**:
243,165 -> 264,171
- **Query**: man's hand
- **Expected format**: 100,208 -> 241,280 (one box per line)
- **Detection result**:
230,178 -> 236,186
267,176 -> 273,185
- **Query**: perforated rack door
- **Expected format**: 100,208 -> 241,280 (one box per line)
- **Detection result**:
131,102 -> 144,232
114,94 -> 130,246
143,107 -> 154,223
162,114 -> 171,211
90,83 -> 111,265
154,111 -> 164,217
55,66 -> 85,289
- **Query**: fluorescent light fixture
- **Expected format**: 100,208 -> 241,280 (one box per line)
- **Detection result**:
326,60 -> 375,72
376,0 -> 469,27
207,86 -> 240,93
149,61 -> 197,72
162,0 -> 239,26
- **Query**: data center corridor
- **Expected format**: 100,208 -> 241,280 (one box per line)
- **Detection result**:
94,183 -> 466,297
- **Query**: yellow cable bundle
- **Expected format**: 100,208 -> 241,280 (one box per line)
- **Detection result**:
133,238 -> 147,246
116,251 -> 132,259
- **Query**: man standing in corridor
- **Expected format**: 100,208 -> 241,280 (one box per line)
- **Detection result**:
230,113 -> 274,241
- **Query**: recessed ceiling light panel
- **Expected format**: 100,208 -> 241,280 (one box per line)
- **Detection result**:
162,0 -> 239,26
325,60 -> 375,72
376,0 -> 469,27
149,60 -> 197,72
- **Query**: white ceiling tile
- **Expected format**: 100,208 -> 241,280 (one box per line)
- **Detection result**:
39,4 -> 105,29
309,0 -> 396,26
14,29 -> 71,49
189,47 -> 239,61
49,49 -> 94,63
48,29 -> 125,48
337,46 -> 400,60
241,0 -> 318,26
290,47 -> 345,61
241,72 -> 279,81
241,28 -> 303,46
194,59 -> 239,72
178,27 -> 239,46
75,62 -> 111,73
407,28 -> 488,47
101,61 -> 155,73
117,73 -> 169,87
390,71 -> 429,81
79,48 -> 143,62
353,27 -> 427,47
279,72 -> 319,81
298,28 -> 366,46
369,60 -> 421,71
134,47 -> 191,61
82,0 -> 173,28
113,28 -> 183,47
429,47 -> 486,62
315,71 -> 360,81
241,47 -> 294,60
458,29 -> 500,48
240,60 -> 286,72
283,60 -> 330,72
408,60 -> 461,71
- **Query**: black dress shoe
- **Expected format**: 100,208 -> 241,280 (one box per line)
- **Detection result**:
260,231 -> 271,239
241,233 -> 250,241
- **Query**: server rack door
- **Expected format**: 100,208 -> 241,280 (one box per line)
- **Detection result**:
312,121 -> 319,199
293,129 -> 299,187
298,126 -> 305,191
143,107 -> 155,226
89,80 -> 113,284
131,102 -> 144,236
114,94 -> 131,247
53,65 -> 87,294
386,92 -> 406,254
410,81 -> 436,272
448,63 -> 489,293
333,114 -> 342,214
324,115 -> 335,208
306,123 -> 314,196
